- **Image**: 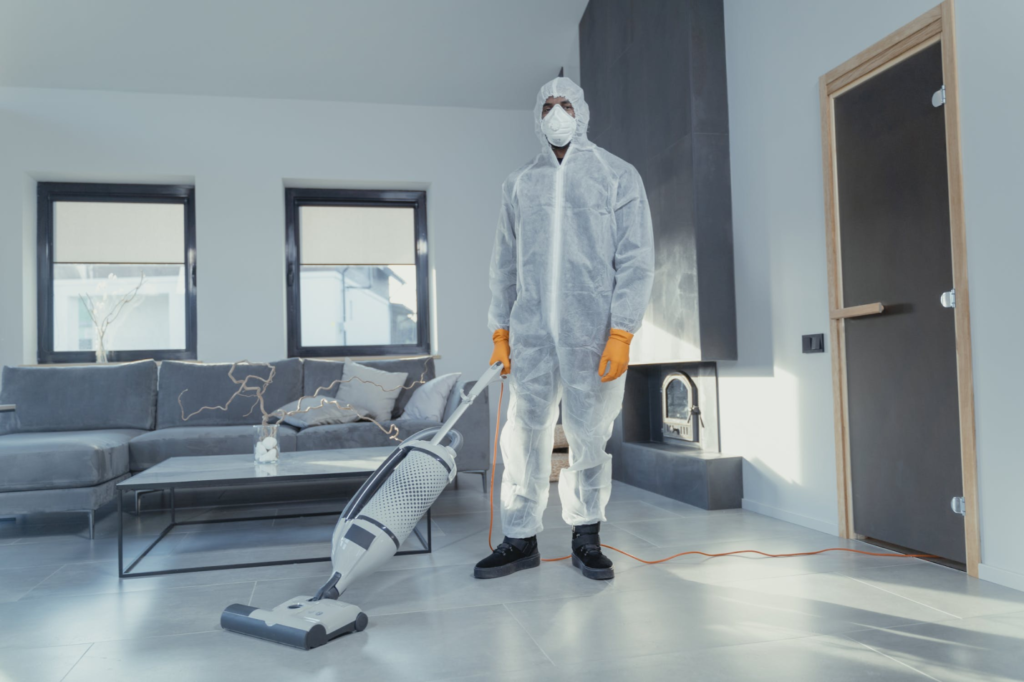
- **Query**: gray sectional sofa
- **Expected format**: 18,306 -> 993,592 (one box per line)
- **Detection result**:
0,357 -> 490,538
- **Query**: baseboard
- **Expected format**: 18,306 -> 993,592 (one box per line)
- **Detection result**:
741,498 -> 839,536
979,563 -> 1024,593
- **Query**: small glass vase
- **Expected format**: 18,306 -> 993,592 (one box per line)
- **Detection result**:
95,335 -> 108,364
253,423 -> 280,463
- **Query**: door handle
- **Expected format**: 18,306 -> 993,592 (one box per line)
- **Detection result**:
951,496 -> 966,516
830,302 -> 885,320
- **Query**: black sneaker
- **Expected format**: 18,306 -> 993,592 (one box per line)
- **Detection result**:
474,536 -> 540,579
571,523 -> 614,580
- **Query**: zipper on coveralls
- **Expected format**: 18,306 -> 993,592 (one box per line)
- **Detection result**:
549,162 -> 565,344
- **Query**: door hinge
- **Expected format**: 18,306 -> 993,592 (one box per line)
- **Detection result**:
932,85 -> 946,108
951,496 -> 966,516
940,289 -> 956,309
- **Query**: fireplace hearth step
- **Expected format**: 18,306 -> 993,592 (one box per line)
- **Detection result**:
612,442 -> 742,511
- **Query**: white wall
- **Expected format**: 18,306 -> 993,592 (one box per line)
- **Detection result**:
722,0 -> 1024,589
0,88 -> 537,392
955,0 -> 1024,591
720,0 -> 942,534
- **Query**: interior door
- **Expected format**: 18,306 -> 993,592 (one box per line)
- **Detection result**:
833,42 -> 965,563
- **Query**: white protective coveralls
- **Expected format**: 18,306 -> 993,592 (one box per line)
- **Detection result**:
488,77 -> 655,538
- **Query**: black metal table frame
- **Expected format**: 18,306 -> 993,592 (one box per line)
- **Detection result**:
118,482 -> 432,578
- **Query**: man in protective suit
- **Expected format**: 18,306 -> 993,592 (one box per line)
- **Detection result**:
476,77 -> 655,581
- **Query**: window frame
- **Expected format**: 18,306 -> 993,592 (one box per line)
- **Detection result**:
284,188 -> 431,358
36,182 -> 198,364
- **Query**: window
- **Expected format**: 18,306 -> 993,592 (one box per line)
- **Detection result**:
37,183 -> 197,363
285,188 -> 430,357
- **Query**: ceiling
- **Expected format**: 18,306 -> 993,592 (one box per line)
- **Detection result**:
0,0 -> 588,110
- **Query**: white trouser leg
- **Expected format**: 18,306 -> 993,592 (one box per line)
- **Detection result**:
499,345 -> 561,538
557,348 -> 626,527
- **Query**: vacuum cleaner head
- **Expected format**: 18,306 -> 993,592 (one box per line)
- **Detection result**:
221,598 -> 367,650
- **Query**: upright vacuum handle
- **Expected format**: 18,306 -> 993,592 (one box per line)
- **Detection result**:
464,361 -> 506,401
430,362 -> 506,446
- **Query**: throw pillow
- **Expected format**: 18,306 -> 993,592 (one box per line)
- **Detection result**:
273,396 -> 367,430
397,373 -> 461,422
335,361 -> 409,423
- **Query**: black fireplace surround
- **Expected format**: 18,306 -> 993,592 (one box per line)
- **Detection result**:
581,0 -> 742,510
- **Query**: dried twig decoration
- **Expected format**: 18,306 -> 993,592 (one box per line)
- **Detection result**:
177,361 -> 430,445
79,274 -> 146,363
178,361 -> 278,423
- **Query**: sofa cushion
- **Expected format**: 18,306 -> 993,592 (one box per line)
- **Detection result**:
335,361 -> 408,422
303,358 -> 436,420
0,429 -> 140,492
0,361 -> 158,435
129,424 -> 299,472
296,418 -> 441,451
158,359 -> 303,429
399,372 -> 462,422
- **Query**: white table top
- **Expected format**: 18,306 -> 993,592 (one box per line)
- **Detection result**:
118,447 -> 397,490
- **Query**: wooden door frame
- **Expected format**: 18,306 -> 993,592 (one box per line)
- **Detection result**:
819,0 -> 980,576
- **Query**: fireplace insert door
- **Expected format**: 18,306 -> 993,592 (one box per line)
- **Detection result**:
832,42 -> 965,564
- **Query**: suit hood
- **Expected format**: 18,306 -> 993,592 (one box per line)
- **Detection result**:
534,76 -> 592,152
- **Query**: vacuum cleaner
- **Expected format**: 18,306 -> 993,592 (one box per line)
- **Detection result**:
220,361 -> 505,650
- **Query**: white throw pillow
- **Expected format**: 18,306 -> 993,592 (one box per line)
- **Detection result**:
398,373 -> 461,422
335,361 -> 409,423
274,396 -> 367,430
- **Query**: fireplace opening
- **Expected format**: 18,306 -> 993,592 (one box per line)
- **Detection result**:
661,372 -> 700,445
615,361 -> 720,455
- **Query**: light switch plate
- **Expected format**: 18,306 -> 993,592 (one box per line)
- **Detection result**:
802,334 -> 825,354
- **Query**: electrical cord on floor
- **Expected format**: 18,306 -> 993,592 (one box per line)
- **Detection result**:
486,381 -> 936,563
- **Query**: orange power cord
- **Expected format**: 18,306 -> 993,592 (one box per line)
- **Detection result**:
486,381 -> 935,564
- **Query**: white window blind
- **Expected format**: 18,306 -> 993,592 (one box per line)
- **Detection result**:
299,205 -> 415,266
54,201 -> 185,264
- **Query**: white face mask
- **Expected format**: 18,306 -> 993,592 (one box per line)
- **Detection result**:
541,104 -> 576,148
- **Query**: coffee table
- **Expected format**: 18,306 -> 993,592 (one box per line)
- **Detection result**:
117,447 -> 432,578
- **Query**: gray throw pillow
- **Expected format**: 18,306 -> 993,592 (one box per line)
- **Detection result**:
398,373 -> 461,422
273,396 -> 367,430
335,361 -> 409,423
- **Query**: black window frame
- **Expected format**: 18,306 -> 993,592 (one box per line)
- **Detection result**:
285,188 -> 431,358
37,182 -> 198,364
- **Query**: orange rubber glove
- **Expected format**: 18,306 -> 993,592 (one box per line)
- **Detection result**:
490,329 -> 511,375
599,329 -> 633,382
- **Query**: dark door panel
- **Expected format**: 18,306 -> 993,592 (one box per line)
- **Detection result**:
834,42 -> 964,563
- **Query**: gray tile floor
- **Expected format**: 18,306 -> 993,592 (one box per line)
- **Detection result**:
1,478 -> 1023,682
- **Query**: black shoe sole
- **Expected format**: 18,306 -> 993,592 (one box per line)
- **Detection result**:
572,554 -> 615,580
474,553 -> 541,579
